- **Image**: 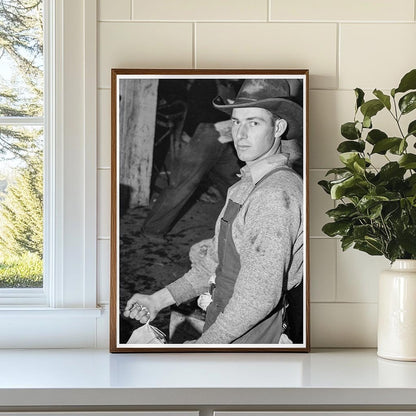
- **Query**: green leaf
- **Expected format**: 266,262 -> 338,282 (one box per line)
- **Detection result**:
398,227 -> 416,255
318,180 -> 331,194
366,129 -> 387,145
325,167 -> 352,176
377,162 -> 406,182
373,89 -> 391,110
355,88 -> 365,110
384,203 -> 400,223
408,174 -> 416,186
389,139 -> 408,155
406,174 -> 416,187
341,122 -> 360,140
353,158 -> 366,174
406,174 -> 416,196
353,224 -> 374,240
369,203 -> 383,220
341,235 -> 355,251
360,99 -> 384,119
386,240 -> 403,263
326,203 -> 357,220
354,241 -> 383,256
399,139 -> 407,154
339,152 -> 360,167
399,154 -> 416,169
357,195 -> 389,212
395,69 -> 416,94
410,206 -> 416,221
330,176 -> 353,199
407,120 -> 416,137
399,92 -> 416,115
330,175 -> 367,200
371,137 -> 402,154
337,140 -> 365,153
322,221 -> 351,237
363,116 -> 372,129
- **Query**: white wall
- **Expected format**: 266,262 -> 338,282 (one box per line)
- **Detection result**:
95,0 -> 416,348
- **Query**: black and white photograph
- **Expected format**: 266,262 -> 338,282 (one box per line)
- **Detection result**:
110,69 -> 310,352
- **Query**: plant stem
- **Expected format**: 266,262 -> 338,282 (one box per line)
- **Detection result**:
380,214 -> 391,241
391,96 -> 406,139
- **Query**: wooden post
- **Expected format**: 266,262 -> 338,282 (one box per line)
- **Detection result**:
119,78 -> 158,208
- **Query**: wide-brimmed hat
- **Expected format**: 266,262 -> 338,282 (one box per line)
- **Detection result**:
212,78 -> 303,141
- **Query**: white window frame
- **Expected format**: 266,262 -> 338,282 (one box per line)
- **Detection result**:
0,0 -> 101,348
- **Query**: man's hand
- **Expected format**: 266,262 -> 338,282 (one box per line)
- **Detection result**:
123,288 -> 176,324
123,293 -> 158,324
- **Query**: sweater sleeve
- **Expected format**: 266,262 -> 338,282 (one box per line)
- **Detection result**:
195,181 -> 302,344
166,235 -> 219,305
166,190 -> 228,306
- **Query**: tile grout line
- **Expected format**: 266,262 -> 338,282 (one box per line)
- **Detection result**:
336,22 -> 340,90
309,236 -> 338,239
130,0 -> 133,20
311,301 -> 378,305
98,19 -> 415,24
193,22 -> 197,69
333,230 -> 339,303
267,0 -> 271,22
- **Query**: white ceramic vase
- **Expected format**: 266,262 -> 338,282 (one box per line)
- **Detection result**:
378,259 -> 416,361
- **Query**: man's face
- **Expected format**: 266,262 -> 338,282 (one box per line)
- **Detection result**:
231,107 -> 278,164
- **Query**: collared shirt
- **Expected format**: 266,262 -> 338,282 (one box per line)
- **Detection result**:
238,152 -> 290,185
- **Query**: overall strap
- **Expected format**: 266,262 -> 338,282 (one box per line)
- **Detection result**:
242,165 -> 298,206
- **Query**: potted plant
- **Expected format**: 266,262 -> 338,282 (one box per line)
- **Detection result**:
319,68 -> 416,361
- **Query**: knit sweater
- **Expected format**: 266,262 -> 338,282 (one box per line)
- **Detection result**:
167,152 -> 304,344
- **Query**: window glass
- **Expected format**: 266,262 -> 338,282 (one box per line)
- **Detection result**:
0,0 -> 44,289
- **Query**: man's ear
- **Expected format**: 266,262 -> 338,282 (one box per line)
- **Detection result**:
274,118 -> 288,138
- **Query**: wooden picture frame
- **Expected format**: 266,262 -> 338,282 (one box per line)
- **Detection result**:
110,69 -> 310,352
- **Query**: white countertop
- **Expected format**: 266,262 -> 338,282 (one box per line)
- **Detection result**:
0,348 -> 416,408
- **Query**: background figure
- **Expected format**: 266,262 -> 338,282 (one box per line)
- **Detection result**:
142,79 -> 242,237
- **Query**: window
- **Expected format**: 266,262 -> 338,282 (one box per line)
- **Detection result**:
0,0 -> 45,293
0,0 -> 101,348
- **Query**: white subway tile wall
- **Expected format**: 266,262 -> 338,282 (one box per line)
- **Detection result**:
132,0 -> 268,21
309,170 -> 334,237
339,24 -> 416,90
311,303 -> 378,347
97,239 -> 110,305
98,89 -> 111,168
96,0 -> 416,347
336,246 -> 389,303
196,23 -> 337,89
310,239 -> 337,302
98,22 -> 193,88
97,238 -> 110,305
97,169 -> 111,239
270,0 -> 415,22
309,90 -> 354,169
99,0 -> 131,21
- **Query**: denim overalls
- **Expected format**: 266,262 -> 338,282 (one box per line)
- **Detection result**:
203,166 -> 296,344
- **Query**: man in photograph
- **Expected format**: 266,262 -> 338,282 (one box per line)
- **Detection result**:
123,78 -> 304,344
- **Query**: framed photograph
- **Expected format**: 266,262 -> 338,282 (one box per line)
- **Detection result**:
110,69 -> 310,352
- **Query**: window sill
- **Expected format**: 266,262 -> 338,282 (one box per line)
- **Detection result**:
0,307 -> 103,348
0,349 -> 415,411
0,306 -> 102,316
